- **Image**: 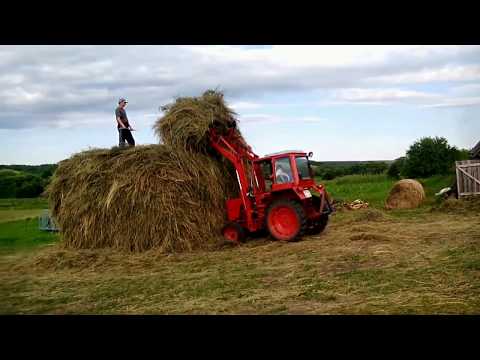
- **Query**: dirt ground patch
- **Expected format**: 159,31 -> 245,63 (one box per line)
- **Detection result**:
1,208 -> 479,314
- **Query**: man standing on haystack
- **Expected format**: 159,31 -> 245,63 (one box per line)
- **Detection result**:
115,98 -> 135,148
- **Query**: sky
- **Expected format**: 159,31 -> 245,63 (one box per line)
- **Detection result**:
1,45 -> 479,165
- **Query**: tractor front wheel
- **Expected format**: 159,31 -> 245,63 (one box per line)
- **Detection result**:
307,214 -> 329,235
266,199 -> 307,242
221,222 -> 246,243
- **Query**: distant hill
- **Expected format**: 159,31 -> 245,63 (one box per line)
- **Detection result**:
310,160 -> 394,167
310,160 -> 393,180
0,164 -> 57,178
0,164 -> 57,198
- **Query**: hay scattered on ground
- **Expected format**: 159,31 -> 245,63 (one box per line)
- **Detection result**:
15,246 -> 166,272
385,179 -> 425,210
353,208 -> 386,222
431,196 -> 480,214
349,232 -> 391,242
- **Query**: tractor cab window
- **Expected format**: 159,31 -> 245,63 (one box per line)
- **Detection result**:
295,156 -> 311,180
259,160 -> 273,191
275,157 -> 293,184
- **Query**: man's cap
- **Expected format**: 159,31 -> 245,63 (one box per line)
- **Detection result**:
118,98 -> 128,104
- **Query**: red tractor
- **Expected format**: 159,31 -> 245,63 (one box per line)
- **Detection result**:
209,126 -> 333,243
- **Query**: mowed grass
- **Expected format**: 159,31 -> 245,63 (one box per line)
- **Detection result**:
0,178 -> 479,314
0,198 -> 49,210
0,199 -> 50,226
0,207 -> 479,314
0,209 -> 45,223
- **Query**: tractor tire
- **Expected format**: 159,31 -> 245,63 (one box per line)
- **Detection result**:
266,199 -> 307,242
307,214 -> 329,235
221,222 -> 246,243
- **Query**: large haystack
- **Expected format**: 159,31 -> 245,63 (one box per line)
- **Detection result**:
48,145 -> 238,252
385,179 -> 425,210
48,90 -> 244,252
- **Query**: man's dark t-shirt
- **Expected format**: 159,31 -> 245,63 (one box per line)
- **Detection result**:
115,107 -> 130,129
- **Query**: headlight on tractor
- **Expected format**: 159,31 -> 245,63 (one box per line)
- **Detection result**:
303,190 -> 312,198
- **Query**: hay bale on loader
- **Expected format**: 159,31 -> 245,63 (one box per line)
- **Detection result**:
154,89 -> 240,153
48,90 -> 244,253
385,179 -> 425,210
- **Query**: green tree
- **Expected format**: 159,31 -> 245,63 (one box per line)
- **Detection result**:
40,168 -> 54,179
0,169 -> 45,198
402,137 -> 459,178
387,157 -> 405,179
455,148 -> 471,161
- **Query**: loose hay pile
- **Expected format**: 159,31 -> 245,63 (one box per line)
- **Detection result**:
431,196 -> 480,214
48,90 -> 244,252
385,179 -> 425,210
154,89 -> 239,153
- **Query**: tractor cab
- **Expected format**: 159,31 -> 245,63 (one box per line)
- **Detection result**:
255,150 -> 316,193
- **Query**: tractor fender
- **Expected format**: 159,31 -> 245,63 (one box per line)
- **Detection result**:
270,189 -> 300,203
292,186 -> 312,200
272,187 -> 315,201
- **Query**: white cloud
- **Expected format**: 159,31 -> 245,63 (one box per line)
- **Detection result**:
422,97 -> 480,108
0,86 -> 46,106
330,88 -> 441,105
187,45 -> 479,68
451,83 -> 480,96
325,87 -> 480,108
230,101 -> 264,110
370,64 -> 480,84
1,45 -> 480,130
240,113 -> 325,124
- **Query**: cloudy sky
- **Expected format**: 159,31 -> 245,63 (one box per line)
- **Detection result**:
1,45 -> 480,164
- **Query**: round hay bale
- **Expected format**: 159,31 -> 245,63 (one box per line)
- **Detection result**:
47,145 -> 238,253
385,179 -> 425,210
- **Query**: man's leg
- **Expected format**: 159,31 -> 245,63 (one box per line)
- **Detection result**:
124,129 -> 135,147
118,129 -> 127,148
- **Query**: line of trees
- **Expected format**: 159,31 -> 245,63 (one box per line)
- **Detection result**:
313,162 -> 390,180
313,136 -> 470,181
0,164 -> 57,198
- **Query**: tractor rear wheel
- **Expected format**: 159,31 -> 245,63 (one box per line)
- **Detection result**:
221,222 -> 246,243
307,214 -> 329,235
266,199 -> 307,242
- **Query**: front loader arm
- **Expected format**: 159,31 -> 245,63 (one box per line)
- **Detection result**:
209,128 -> 258,228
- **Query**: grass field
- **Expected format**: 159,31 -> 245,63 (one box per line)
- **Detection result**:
0,198 -> 57,255
0,176 -> 479,314
317,174 -> 454,208
0,218 -> 58,254
0,198 -> 49,224
0,198 -> 48,210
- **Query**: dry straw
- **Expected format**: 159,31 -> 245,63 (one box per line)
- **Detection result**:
154,89 -> 240,153
48,90 -> 245,252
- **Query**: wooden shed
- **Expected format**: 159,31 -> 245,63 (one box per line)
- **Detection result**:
456,140 -> 480,197
470,140 -> 480,160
